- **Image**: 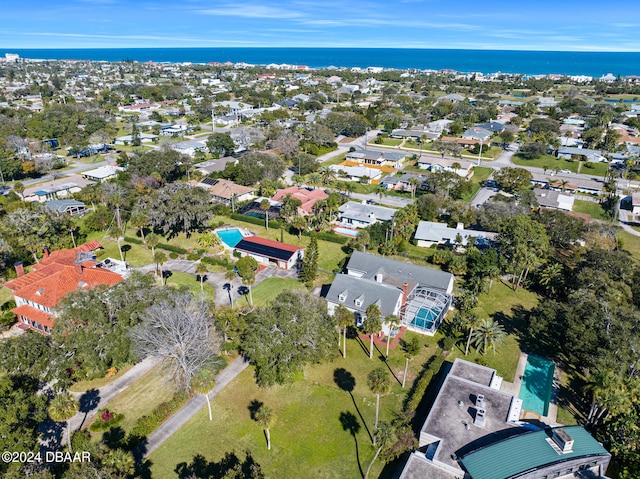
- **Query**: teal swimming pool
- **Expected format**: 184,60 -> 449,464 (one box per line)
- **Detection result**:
216,228 -> 244,248
519,355 -> 554,416
411,307 -> 438,330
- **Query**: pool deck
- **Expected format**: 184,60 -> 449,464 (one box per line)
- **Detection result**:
499,352 -> 562,427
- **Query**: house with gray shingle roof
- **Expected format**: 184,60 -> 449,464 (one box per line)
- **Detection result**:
325,252 -> 454,335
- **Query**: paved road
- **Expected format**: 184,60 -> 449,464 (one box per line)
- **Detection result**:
141,356 -> 250,458
68,356 -> 162,432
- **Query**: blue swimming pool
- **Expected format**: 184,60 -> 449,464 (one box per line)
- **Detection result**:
216,228 -> 244,248
411,307 -> 438,330
335,227 -> 359,237
519,355 -> 555,416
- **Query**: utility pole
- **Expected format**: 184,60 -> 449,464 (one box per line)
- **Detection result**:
478,140 -> 484,167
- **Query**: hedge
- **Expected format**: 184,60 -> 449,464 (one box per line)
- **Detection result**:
404,355 -> 445,415
124,236 -> 143,245
202,256 -> 235,269
300,230 -> 348,245
158,242 -> 187,254
129,391 -> 190,438
229,213 -> 281,230
124,236 -> 187,254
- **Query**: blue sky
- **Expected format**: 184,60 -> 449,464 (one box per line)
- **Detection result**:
1,0 -> 639,51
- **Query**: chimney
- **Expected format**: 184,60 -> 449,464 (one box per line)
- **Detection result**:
402,282 -> 409,307
75,264 -> 83,275
43,246 -> 50,258
456,222 -> 464,230
14,261 -> 24,277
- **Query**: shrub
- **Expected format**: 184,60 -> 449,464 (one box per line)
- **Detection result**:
187,252 -> 202,261
169,252 -> 179,259
229,213 -> 281,230
300,229 -> 348,244
124,236 -> 143,245
202,256 -> 234,268
89,409 -> 124,432
158,243 -> 187,254
129,392 -> 190,438
404,356 -> 445,415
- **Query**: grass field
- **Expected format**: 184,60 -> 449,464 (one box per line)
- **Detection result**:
69,365 -> 135,393
512,154 -> 609,177
245,277 -> 306,307
572,200 -> 609,220
147,332 -> 440,479
617,230 -> 640,262
91,363 -> 177,434
165,271 -> 216,301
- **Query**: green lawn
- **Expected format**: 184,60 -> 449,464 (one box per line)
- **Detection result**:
320,152 -> 348,167
148,333 -> 440,479
165,271 -> 216,301
69,365 -> 135,393
573,200 -> 609,221
617,230 -> 640,262
0,287 -> 13,308
246,277 -> 306,307
90,363 -> 177,434
512,154 -> 609,177
461,166 -> 493,202
371,137 -> 403,147
448,280 -> 539,380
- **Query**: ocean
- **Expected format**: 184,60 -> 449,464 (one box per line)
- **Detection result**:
1,48 -> 640,77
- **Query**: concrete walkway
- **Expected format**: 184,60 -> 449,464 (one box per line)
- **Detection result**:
69,355 -> 162,431
141,356 -> 250,458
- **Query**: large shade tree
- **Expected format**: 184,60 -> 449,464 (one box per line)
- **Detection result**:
242,290 -> 337,386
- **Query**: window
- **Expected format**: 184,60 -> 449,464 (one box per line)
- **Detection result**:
338,294 -> 346,302
355,299 -> 363,307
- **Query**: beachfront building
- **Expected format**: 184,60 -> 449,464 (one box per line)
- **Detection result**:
398,358 -> 611,479
325,252 -> 453,335
4,242 -> 126,334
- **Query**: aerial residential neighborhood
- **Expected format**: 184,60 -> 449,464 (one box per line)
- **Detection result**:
1,52 -> 640,479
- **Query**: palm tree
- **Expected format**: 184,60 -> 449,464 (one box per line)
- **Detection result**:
154,251 -> 167,282
129,212 -> 148,245
13,181 -> 25,200
225,268 -> 237,307
307,172 -> 322,188
146,232 -> 160,256
255,405 -> 275,450
291,215 -> 307,240
367,368 -> 391,438
384,315 -> 401,360
486,264 -> 501,293
195,262 -> 208,293
102,448 -> 135,475
364,422 -> 396,479
363,304 -> 382,359
260,199 -> 271,231
401,335 -> 421,388
335,304 -> 353,359
451,162 -> 461,176
408,177 -> 421,199
461,311 -> 482,356
559,179 -> 569,192
198,231 -> 221,251
471,319 -> 506,355
48,392 -> 79,453
538,262 -> 563,296
320,166 -> 338,185
191,368 -> 216,421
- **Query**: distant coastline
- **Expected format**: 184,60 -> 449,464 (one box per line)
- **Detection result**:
1,47 -> 640,77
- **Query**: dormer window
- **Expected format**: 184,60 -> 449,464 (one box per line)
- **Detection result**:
338,290 -> 348,302
354,295 -> 364,307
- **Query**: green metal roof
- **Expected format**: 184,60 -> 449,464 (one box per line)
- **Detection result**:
460,426 -> 609,479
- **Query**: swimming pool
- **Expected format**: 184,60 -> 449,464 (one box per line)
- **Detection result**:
411,307 -> 438,330
335,227 -> 359,237
216,228 -> 245,248
519,355 -> 555,416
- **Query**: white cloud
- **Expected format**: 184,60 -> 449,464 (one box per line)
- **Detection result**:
198,4 -> 304,19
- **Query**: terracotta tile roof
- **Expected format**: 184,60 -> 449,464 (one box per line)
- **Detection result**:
4,242 -> 123,308
12,304 -> 55,328
271,186 -> 329,213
